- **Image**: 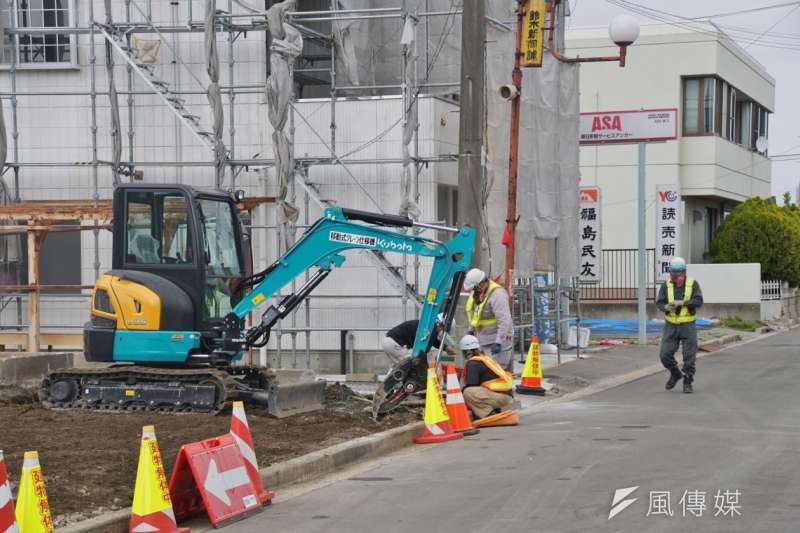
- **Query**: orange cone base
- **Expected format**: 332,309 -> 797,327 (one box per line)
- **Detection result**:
259,490 -> 276,505
130,511 -> 190,533
414,432 -> 463,444
459,427 -> 480,436
473,410 -> 519,428
516,384 -> 546,396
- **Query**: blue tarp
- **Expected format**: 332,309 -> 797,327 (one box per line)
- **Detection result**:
570,319 -> 713,338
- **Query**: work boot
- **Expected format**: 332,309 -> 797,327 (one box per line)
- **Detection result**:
683,380 -> 693,394
665,370 -> 682,390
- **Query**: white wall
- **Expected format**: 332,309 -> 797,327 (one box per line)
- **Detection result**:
686,263 -> 761,304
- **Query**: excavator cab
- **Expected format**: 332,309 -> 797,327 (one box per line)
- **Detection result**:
85,184 -> 248,366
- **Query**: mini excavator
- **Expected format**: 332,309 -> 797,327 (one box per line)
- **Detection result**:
40,184 -> 475,416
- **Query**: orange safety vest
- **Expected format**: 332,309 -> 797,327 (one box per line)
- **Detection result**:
465,281 -> 501,329
469,354 -> 513,393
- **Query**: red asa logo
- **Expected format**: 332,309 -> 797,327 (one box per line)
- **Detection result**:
591,115 -> 622,132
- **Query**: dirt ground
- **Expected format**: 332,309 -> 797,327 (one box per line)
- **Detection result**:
0,383 -> 419,527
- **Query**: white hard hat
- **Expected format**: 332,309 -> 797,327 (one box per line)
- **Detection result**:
463,268 -> 486,290
668,256 -> 687,272
459,334 -> 481,352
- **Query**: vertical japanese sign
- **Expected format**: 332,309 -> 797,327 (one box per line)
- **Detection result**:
579,187 -> 602,282
656,185 -> 682,279
520,0 -> 547,67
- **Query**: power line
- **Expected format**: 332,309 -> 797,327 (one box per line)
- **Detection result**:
743,3 -> 800,49
692,1 -> 800,20
605,0 -> 800,50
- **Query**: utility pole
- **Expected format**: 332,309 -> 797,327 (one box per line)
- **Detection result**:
457,0 -> 487,272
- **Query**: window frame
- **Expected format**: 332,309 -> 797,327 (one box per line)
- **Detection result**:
0,0 -> 78,70
682,76 -> 721,137
683,75 -> 770,155
123,190 -> 198,269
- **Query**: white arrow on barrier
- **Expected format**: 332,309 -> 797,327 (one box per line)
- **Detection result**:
204,458 -> 251,506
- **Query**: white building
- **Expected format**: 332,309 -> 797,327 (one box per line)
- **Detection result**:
567,23 -> 774,266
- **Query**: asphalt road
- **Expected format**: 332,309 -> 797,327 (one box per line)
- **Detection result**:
226,328 -> 800,533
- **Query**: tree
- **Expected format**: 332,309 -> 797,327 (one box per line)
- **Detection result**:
709,198 -> 800,286
783,191 -> 792,207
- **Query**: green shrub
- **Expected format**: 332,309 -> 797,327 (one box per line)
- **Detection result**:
709,198 -> 800,286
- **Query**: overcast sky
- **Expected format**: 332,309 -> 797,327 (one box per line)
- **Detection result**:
567,0 -> 800,200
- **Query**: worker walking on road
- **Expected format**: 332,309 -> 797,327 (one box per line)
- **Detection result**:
381,314 -> 456,365
460,335 -> 514,419
656,257 -> 704,394
463,268 -> 515,372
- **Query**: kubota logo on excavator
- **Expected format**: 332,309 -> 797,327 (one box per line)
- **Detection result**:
329,231 -> 413,253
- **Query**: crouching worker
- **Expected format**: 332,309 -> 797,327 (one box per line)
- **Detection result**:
460,334 -> 514,419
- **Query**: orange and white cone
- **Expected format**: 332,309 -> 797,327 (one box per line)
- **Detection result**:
14,451 -> 52,533
444,364 -> 479,436
129,426 -> 189,533
230,401 -> 275,505
0,451 -> 18,533
414,363 -> 463,444
516,336 -> 546,396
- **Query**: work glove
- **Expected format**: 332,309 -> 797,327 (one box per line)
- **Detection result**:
665,303 -> 676,313
491,343 -> 502,354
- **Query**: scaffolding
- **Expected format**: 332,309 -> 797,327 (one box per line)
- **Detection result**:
0,0 -> 478,363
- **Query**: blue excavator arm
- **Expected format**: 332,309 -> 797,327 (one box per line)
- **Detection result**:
225,207 -> 475,375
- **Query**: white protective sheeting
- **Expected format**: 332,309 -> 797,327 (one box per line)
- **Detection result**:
266,0 -> 303,224
484,2 -> 579,276
206,0 -> 227,188
104,0 -> 122,185
332,0 -> 461,94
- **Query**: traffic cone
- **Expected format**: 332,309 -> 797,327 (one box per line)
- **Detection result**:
444,364 -> 479,436
14,451 -> 52,533
0,451 -> 18,533
414,364 -> 463,444
473,410 -> 519,428
230,401 -> 275,505
129,426 -> 189,533
516,336 -> 546,396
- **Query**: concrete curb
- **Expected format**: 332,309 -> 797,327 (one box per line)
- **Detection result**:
698,333 -> 742,352
61,421 -> 424,533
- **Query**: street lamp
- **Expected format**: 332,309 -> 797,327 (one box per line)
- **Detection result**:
609,14 -> 641,67
547,3 -> 641,66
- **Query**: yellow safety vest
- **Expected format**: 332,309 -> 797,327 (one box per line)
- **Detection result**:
465,281 -> 501,329
469,354 -> 513,392
665,277 -> 696,324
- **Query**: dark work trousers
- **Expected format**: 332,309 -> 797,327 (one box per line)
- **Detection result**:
659,322 -> 698,382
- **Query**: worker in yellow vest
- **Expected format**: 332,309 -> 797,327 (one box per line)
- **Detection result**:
656,257 -> 704,393
459,335 -> 514,419
463,268 -> 514,372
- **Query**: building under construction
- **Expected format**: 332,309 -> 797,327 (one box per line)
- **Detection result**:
0,0 -> 580,371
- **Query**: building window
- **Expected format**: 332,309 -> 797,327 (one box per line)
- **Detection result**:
683,76 -> 769,154
0,223 -> 82,293
682,77 -> 721,136
1,0 -> 74,65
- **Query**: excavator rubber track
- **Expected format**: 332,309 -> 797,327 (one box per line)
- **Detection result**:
40,366 -> 239,415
